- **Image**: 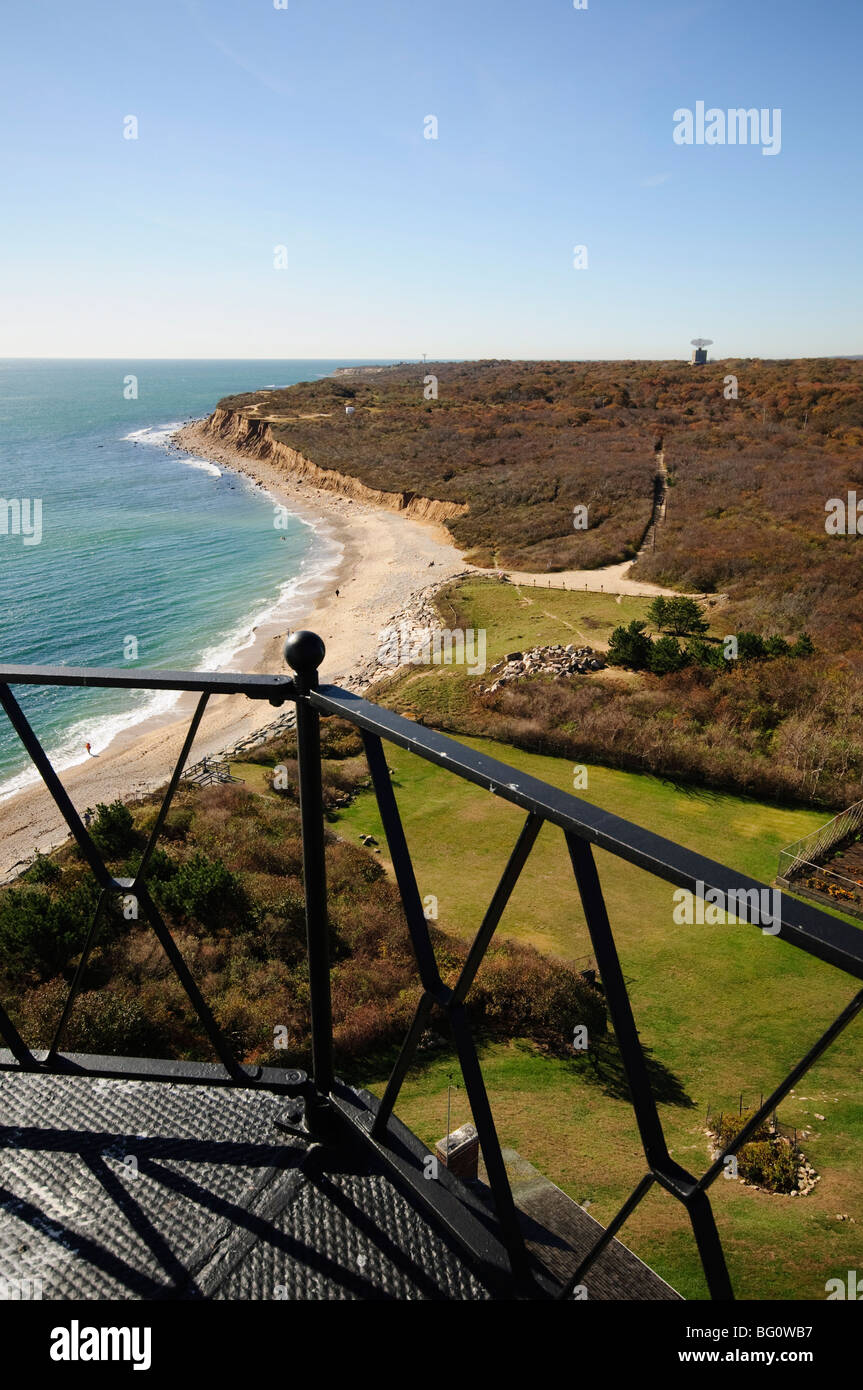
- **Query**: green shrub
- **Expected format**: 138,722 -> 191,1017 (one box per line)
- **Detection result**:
266,757 -> 361,813
140,846 -> 179,883
161,804 -> 194,841
0,879 -> 105,979
90,800 -> 136,857
686,638 -> 726,669
470,943 -> 606,1046
14,978 -> 160,1054
764,635 -> 791,659
713,1108 -> 772,1148
225,826 -> 304,878
156,851 -> 249,929
136,797 -> 195,844
649,635 -> 689,676
712,1109 -> 798,1193
607,620 -> 653,670
24,852 -> 61,885
736,632 -> 768,662
737,1139 -> 798,1193
246,734 -> 296,767
321,719 -> 364,759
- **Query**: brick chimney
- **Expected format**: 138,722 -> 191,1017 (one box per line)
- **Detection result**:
435,1122 -> 479,1180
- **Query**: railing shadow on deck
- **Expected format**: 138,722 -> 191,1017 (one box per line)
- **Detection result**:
0,630 -> 861,1301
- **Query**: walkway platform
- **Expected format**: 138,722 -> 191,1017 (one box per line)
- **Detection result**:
0,1070 -> 678,1301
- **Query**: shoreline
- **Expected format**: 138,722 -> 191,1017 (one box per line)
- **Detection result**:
0,420 -> 472,879
0,412 -> 692,880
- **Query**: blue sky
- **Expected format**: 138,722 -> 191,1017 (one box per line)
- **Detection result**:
1,0 -> 860,359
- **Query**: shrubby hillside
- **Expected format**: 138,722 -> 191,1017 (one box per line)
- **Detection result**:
219,358 -> 863,655
0,724 -> 603,1067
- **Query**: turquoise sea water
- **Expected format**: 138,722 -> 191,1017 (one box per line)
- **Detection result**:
0,359 -> 379,798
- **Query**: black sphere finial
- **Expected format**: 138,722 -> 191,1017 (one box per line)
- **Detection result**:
284,630 -> 326,675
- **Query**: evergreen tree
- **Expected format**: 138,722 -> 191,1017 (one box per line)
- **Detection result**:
686,638 -> 725,669
645,596 -> 668,631
607,620 -> 653,670
736,631 -> 767,662
662,597 -> 709,636
764,635 -> 791,659
649,635 -> 689,675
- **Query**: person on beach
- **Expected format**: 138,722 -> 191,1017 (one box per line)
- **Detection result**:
85,742 -> 92,756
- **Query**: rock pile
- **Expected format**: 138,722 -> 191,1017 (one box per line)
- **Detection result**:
706,1127 -> 820,1197
482,643 -> 605,693
793,1156 -> 820,1197
343,575 -> 475,692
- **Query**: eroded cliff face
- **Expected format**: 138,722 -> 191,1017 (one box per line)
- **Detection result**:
202,408 -> 469,525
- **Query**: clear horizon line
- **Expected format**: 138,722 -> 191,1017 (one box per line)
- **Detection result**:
3,353 -> 861,364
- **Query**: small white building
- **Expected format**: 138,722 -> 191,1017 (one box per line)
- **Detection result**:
345,405 -> 355,415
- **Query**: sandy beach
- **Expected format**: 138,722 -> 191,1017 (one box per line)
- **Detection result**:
0,418 -> 693,881
0,422 -> 471,879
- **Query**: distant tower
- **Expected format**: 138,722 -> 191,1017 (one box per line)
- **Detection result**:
690,337 -> 713,365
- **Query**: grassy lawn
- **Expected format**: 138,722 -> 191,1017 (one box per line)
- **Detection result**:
376,575 -> 729,727
440,578 -> 658,660
235,575 -> 861,1298
332,737 -> 862,1299
436,575 -> 731,657
228,760 -> 274,794
372,580 -> 648,727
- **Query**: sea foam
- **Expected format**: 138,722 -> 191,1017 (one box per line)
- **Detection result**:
0,420 -> 342,802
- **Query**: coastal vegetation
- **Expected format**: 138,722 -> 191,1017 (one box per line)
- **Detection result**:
1,669 -> 856,1300
371,578 -> 863,809
4,359 -> 861,1302
4,720 -> 846,1300
0,756 -> 603,1068
709,1109 -> 802,1196
218,358 -> 863,661
604,612 -> 814,675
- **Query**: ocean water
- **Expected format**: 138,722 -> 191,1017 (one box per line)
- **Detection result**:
0,359 -> 379,800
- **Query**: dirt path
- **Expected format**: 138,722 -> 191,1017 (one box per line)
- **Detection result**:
637,448 -> 668,560
473,447 -> 720,602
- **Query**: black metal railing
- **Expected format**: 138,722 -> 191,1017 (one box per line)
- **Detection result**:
1,630 -> 861,1300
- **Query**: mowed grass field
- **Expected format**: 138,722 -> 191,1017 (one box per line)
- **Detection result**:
324,579 -> 862,1300
438,578 -> 661,653
333,738 -> 862,1299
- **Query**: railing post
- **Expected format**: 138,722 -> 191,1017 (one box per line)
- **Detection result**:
285,631 -> 335,1112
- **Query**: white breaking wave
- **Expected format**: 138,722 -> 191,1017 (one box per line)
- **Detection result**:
195,529 -> 344,673
0,423 -> 344,803
122,422 -> 222,475
123,422 -> 184,447
183,458 -> 222,476
0,687 -> 182,804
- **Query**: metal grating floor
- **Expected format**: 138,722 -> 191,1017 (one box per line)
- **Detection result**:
0,1071 -> 680,1301
0,1073 -> 491,1301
